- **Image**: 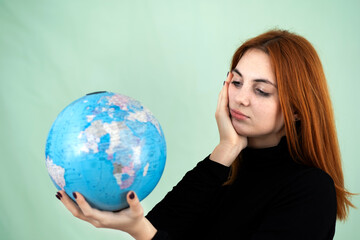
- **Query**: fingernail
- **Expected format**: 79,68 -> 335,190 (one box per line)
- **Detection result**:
227,71 -> 229,77
129,191 -> 135,199
56,194 -> 61,200
73,192 -> 77,199
57,191 -> 62,199
223,81 -> 225,86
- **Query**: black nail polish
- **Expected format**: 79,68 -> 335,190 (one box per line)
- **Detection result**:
56,194 -> 61,200
129,192 -> 135,199
227,71 -> 229,77
73,192 -> 77,199
223,81 -> 225,86
57,191 -> 63,199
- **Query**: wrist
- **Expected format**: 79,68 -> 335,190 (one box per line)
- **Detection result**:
210,142 -> 244,167
130,217 -> 157,240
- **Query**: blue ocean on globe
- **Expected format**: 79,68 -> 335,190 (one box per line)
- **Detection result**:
45,91 -> 166,211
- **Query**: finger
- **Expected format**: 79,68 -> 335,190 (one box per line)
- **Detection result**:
226,71 -> 233,83
126,191 -> 144,218
220,82 -> 229,110
217,72 -> 233,114
221,72 -> 233,107
74,192 -> 105,224
216,87 -> 224,113
58,190 -> 87,221
216,73 -> 229,112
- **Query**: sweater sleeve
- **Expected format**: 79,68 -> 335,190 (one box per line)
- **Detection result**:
146,155 -> 230,240
252,168 -> 337,240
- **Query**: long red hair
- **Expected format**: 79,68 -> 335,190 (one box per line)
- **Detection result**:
226,29 -> 355,221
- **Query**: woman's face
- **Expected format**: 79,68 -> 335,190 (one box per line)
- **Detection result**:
228,48 -> 285,148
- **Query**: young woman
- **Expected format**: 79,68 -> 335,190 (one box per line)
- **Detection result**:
56,29 -> 355,239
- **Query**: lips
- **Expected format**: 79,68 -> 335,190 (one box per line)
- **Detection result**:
230,109 -> 249,120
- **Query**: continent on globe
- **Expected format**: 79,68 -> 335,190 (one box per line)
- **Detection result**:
45,91 -> 166,211
46,156 -> 65,190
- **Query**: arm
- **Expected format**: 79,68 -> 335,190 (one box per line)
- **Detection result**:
146,155 -> 231,238
148,72 -> 248,238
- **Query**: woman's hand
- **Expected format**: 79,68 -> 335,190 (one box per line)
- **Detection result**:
56,190 -> 157,240
210,72 -> 248,166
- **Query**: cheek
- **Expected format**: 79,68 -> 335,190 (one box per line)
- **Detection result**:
267,106 -> 284,130
275,110 -> 285,129
254,101 -> 283,125
272,101 -> 284,123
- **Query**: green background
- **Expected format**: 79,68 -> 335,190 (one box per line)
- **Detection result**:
1,0 -> 359,239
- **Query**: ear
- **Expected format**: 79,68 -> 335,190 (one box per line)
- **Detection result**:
294,113 -> 300,121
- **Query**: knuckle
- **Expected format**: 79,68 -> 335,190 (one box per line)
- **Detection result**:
134,208 -> 144,218
138,208 -> 144,216
72,211 -> 82,218
96,216 -> 107,224
82,210 -> 93,218
100,219 -> 110,227
92,222 -> 102,228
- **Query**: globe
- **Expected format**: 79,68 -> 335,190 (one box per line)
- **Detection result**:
45,91 -> 166,211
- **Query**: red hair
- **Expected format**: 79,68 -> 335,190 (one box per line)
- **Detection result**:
226,29 -> 355,221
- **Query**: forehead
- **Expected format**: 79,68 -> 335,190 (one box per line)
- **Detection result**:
235,48 -> 276,83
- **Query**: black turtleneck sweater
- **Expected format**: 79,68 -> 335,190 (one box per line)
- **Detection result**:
146,138 -> 337,239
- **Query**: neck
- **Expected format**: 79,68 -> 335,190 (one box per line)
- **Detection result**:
247,130 -> 286,149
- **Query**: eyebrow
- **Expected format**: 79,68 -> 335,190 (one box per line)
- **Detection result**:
232,68 -> 277,88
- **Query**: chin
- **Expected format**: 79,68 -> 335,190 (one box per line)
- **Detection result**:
232,119 -> 251,136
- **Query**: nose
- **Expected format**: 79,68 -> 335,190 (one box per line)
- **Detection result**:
233,86 -> 251,107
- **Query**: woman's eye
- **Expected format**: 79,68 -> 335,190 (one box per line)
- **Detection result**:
231,81 -> 242,87
256,88 -> 270,97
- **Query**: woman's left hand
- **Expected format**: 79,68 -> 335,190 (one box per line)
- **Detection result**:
210,72 -> 248,166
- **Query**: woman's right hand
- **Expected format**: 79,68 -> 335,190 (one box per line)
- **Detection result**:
57,190 -> 157,240
210,72 -> 248,166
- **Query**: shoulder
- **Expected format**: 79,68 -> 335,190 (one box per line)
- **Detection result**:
256,167 -> 337,239
275,166 -> 337,215
291,167 -> 336,196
